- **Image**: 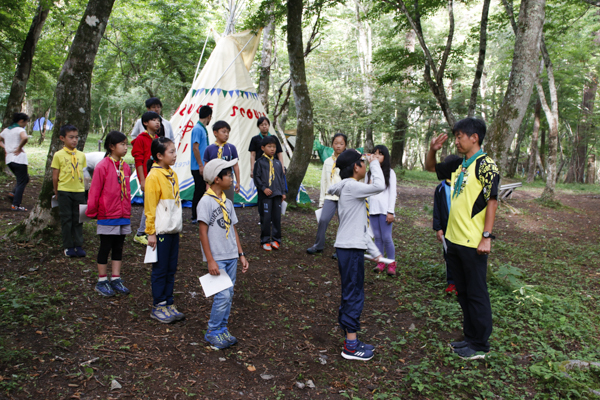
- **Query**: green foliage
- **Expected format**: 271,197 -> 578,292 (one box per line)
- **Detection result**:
0,273 -> 64,327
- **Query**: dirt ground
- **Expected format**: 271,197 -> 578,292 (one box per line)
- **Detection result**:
0,177 -> 598,399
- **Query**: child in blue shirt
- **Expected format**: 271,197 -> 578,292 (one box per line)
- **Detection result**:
191,105 -> 212,223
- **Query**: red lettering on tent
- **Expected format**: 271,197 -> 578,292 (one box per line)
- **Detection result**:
208,103 -> 213,108
240,108 -> 246,117
247,109 -> 253,119
230,106 -> 238,116
187,104 -> 195,114
183,143 -> 188,153
179,106 -> 185,116
182,120 -> 194,135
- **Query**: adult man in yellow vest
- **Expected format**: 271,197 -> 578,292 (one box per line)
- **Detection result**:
425,118 -> 500,360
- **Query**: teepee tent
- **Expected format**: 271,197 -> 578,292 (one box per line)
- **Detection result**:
130,29 -> 309,205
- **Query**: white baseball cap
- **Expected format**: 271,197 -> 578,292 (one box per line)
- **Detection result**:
203,158 -> 238,184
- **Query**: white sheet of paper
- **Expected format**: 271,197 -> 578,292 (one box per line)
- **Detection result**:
144,245 -> 158,264
51,195 -> 58,208
442,234 -> 448,253
281,200 -> 288,216
79,204 -> 91,223
199,270 -> 234,298
364,255 -> 395,265
315,208 -> 322,222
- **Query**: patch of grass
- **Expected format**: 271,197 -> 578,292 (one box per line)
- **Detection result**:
0,273 -> 65,327
301,160 -> 323,189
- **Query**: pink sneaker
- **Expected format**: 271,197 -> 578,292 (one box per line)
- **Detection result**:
386,262 -> 397,276
372,262 -> 385,273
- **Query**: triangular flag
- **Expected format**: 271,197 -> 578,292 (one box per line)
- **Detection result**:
205,89 -> 210,94
217,89 -> 222,95
229,90 -> 234,97
235,90 -> 240,96
192,89 -> 197,96
210,88 -> 216,95
223,90 -> 228,98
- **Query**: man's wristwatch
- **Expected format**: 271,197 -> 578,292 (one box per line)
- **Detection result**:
482,231 -> 495,240
239,252 -> 246,258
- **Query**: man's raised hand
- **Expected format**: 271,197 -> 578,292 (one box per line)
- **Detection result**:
430,133 -> 448,152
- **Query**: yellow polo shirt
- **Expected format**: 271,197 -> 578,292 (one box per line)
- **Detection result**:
436,155 -> 500,248
51,149 -> 87,192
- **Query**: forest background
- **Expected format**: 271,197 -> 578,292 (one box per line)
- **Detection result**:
2,0 -> 599,198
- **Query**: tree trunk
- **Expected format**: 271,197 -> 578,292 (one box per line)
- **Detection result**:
467,0 -> 491,117
540,128 -> 546,170
355,0 -> 374,152
391,107 -> 408,168
586,154 -> 596,184
0,3 -> 50,174
258,6 -> 275,114
536,41 -> 560,201
569,79 -> 597,183
285,0 -> 314,205
527,98 -> 542,183
486,0 -> 545,173
507,112 -> 529,178
21,0 -> 116,239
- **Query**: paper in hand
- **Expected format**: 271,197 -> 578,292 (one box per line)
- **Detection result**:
199,270 -> 234,298
51,195 -> 58,208
144,245 -> 158,264
364,254 -> 395,265
315,208 -> 322,222
281,200 -> 288,216
442,234 -> 447,253
79,204 -> 91,223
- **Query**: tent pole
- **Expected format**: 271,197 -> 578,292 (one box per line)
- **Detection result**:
192,35 -> 210,84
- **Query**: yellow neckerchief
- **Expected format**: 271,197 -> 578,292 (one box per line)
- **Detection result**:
352,177 -> 370,227
150,163 -> 180,207
263,153 -> 275,186
204,188 -> 231,238
215,141 -> 227,159
63,147 -> 82,182
109,156 -> 126,201
330,154 -> 339,180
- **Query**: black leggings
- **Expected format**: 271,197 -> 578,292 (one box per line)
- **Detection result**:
97,235 -> 125,264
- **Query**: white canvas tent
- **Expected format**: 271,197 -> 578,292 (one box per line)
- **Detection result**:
130,29 -> 309,205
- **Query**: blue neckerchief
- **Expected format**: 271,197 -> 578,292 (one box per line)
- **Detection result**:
452,149 -> 485,199
443,181 -> 451,212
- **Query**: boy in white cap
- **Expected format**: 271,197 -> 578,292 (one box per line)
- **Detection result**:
197,158 -> 250,349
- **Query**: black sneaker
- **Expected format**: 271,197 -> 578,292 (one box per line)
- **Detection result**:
454,346 -> 488,360
306,246 -> 323,255
449,340 -> 469,349
332,252 -> 338,260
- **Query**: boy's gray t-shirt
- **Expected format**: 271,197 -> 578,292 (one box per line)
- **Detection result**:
197,195 -> 239,262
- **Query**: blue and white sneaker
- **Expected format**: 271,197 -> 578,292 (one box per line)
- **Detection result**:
221,328 -> 238,346
64,248 -> 77,257
151,305 -> 175,324
205,329 -> 230,350
341,342 -> 374,361
167,305 -> 185,321
109,278 -> 130,295
95,281 -> 115,297
356,340 -> 375,351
